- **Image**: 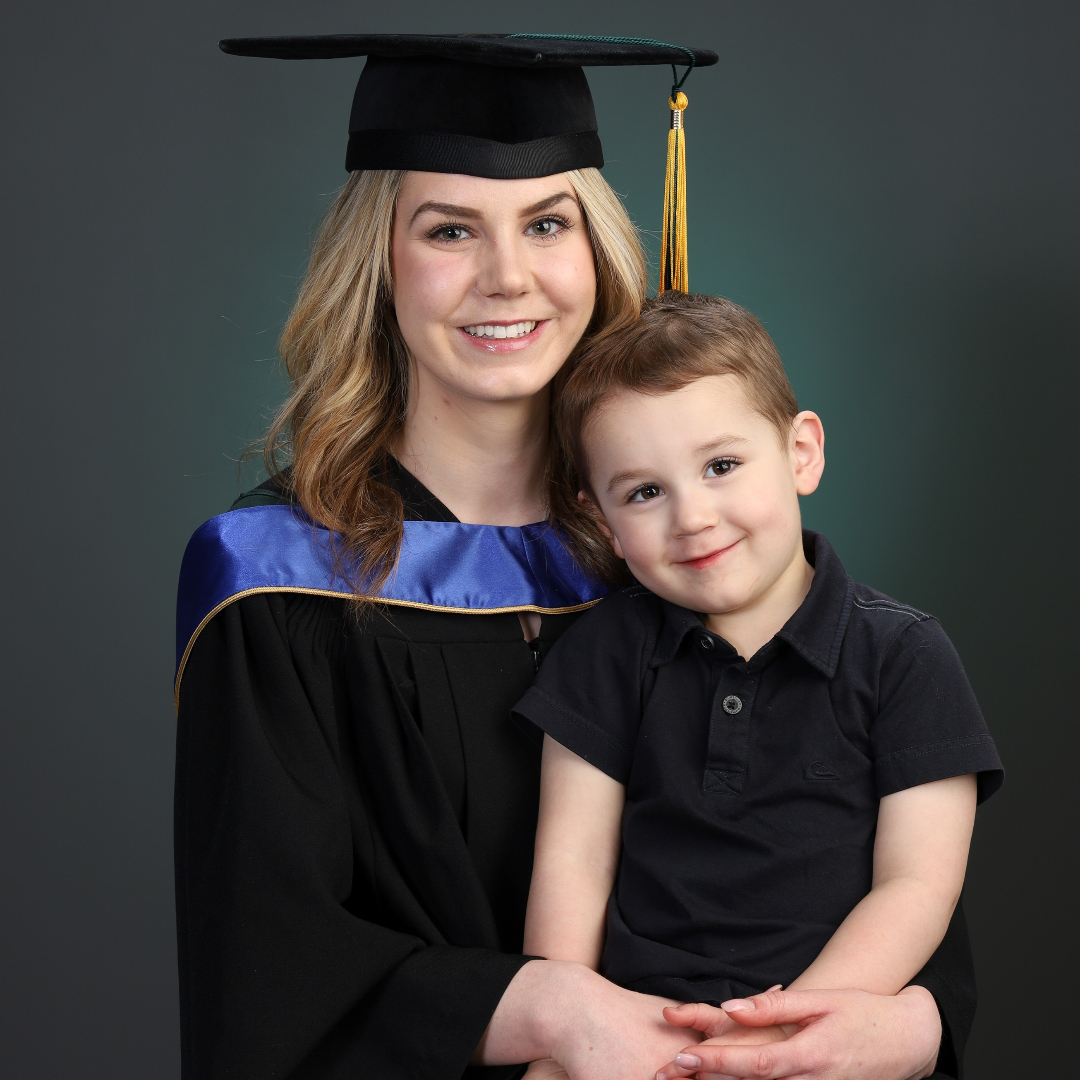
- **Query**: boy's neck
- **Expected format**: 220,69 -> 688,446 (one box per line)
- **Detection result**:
703,541 -> 815,661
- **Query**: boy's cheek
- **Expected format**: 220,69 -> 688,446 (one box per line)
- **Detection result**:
619,545 -> 674,598
607,520 -> 658,572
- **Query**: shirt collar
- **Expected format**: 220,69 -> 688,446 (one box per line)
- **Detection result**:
650,530 -> 854,676
776,532 -> 854,677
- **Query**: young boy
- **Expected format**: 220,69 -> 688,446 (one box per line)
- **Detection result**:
513,292 -> 1002,1078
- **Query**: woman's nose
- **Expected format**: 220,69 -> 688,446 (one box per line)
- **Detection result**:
475,234 -> 530,298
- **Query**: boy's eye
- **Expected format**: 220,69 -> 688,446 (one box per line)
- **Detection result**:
627,483 -> 664,503
705,457 -> 739,478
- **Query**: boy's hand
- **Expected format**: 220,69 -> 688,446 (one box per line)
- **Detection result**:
662,1002 -> 735,1040
653,986 -> 939,1080
658,998 -> 793,1080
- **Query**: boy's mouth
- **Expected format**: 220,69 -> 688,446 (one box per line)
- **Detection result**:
676,538 -> 741,571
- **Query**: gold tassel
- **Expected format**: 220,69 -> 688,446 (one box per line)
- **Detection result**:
660,90 -> 689,293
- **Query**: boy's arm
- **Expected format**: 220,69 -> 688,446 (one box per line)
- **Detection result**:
653,774 -> 977,1079
523,735 -> 626,969
787,773 -> 977,995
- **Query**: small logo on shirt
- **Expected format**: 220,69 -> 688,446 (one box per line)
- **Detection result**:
806,761 -> 840,781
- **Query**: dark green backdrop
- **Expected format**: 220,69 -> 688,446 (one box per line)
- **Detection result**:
3,2 -> 1076,1076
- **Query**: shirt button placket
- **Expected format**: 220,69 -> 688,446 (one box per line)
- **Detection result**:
702,648 -> 756,795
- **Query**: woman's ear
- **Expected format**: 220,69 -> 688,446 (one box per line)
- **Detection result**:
577,490 -> 622,557
790,411 -> 826,496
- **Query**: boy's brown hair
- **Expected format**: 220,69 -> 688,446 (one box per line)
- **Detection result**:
556,291 -> 799,582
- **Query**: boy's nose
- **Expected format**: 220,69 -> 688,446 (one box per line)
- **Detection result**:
670,492 -> 719,537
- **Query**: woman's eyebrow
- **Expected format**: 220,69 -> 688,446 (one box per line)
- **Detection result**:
406,191 -> 574,226
408,192 -> 575,227
520,192 -> 577,216
409,201 -> 481,225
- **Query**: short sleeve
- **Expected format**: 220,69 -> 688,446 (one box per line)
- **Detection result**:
512,590 -> 655,783
870,617 -> 1003,802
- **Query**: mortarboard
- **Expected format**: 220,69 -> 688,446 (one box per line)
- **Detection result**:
220,33 -> 717,291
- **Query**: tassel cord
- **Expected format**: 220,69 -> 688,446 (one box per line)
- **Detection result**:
660,91 -> 689,293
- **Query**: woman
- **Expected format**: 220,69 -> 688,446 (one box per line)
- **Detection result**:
175,34 -> 972,1080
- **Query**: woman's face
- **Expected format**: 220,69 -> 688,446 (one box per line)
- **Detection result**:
391,171 -> 598,404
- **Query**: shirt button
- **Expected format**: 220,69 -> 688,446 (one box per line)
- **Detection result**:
699,636 -> 714,650
722,694 -> 743,715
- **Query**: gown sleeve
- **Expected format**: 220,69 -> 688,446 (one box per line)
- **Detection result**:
908,898 -> 976,1080
174,593 -> 530,1080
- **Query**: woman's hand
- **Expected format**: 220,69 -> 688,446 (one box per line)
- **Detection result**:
524,1060 -> 571,1080
548,978 -> 704,1080
475,960 -> 702,1079
654,985 -> 941,1080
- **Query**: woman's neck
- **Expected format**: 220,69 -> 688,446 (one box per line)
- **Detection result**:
395,370 -> 550,527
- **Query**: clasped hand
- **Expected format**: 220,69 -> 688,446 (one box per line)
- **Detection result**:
528,984 -> 941,1080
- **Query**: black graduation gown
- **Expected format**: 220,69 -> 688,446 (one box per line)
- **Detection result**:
174,465 -> 977,1080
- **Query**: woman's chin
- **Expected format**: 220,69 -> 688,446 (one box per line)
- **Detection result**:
455,376 -> 557,404
443,354 -> 568,403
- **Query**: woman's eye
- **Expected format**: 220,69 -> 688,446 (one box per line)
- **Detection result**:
527,217 -> 569,238
627,483 -> 664,503
429,224 -> 471,242
706,457 -> 739,478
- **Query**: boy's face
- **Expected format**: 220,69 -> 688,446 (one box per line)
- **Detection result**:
584,374 -> 824,620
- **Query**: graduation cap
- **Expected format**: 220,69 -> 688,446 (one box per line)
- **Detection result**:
220,33 -> 718,291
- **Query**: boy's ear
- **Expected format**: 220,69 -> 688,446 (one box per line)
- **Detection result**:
790,411 -> 826,496
577,490 -> 624,559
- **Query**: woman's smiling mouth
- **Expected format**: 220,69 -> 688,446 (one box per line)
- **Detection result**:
462,320 -> 538,339
457,320 -> 547,352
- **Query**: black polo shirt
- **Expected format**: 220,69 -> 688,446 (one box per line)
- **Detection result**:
514,531 -> 1003,1005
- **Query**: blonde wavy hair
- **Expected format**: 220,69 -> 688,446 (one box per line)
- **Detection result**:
262,167 -> 645,597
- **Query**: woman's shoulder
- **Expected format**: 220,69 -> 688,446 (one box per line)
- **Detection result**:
230,473 -> 296,510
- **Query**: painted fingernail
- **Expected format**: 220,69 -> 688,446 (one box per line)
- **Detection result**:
722,998 -> 754,1012
674,1053 -> 703,1068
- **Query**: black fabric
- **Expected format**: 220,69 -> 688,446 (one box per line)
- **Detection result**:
229,473 -> 295,509
514,531 -> 999,1074
179,487 -> 983,1079
344,58 -> 602,176
219,34 -> 717,177
219,33 -> 718,68
381,456 -> 460,523
230,457 -> 459,522
909,896 -> 976,1080
176,467 -> 578,1079
345,129 -> 604,180
349,58 -> 599,142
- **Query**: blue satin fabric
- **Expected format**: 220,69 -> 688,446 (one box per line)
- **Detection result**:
176,504 -> 607,678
